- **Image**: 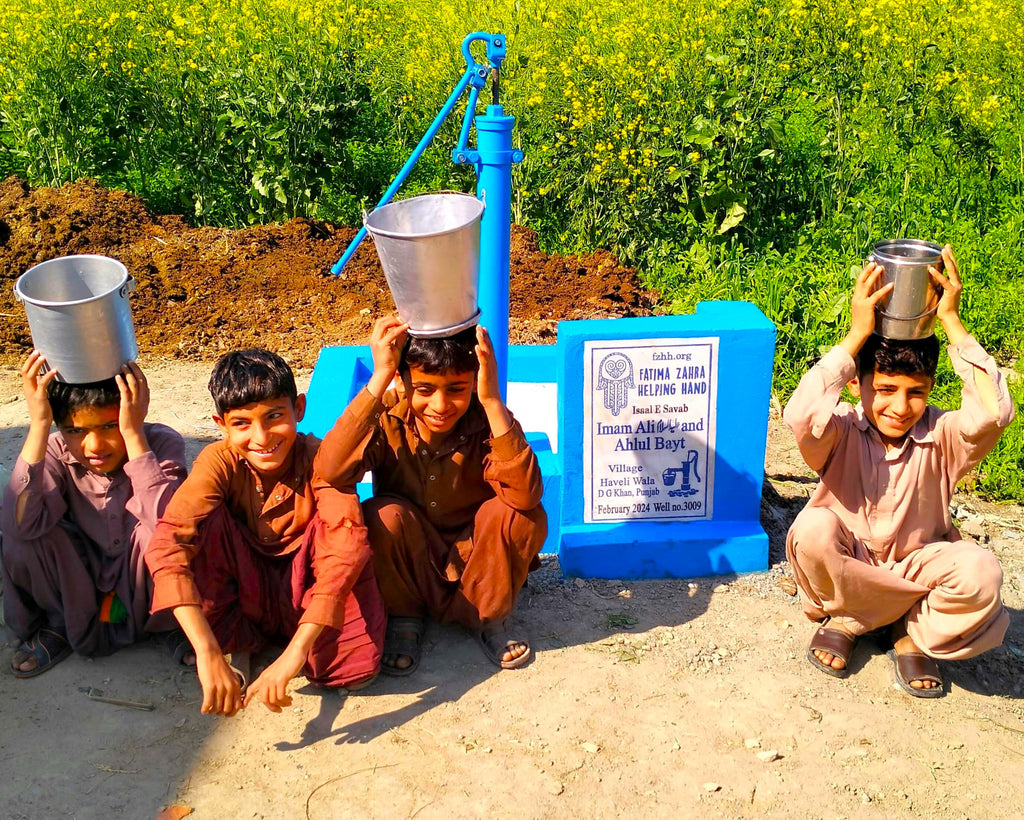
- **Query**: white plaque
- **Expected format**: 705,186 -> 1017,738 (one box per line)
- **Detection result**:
583,337 -> 718,523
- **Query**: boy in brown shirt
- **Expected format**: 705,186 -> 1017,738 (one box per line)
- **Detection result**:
784,247 -> 1015,697
314,317 -> 547,676
146,349 -> 384,716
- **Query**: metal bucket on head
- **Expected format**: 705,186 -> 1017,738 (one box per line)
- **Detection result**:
870,239 -> 944,340
364,192 -> 484,338
14,254 -> 138,383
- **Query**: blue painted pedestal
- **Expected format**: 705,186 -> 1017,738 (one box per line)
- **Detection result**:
300,301 -> 775,580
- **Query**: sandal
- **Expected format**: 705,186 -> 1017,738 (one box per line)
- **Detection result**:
382,616 -> 425,677
12,628 -> 72,679
806,619 -> 856,679
887,648 -> 944,698
158,628 -> 195,667
475,619 -> 532,670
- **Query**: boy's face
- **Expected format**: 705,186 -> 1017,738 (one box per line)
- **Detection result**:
850,369 -> 933,448
214,394 -> 305,479
404,367 -> 475,445
58,405 -> 128,476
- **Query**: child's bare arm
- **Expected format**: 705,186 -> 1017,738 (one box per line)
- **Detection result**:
17,351 -> 57,466
173,604 -> 243,717
115,362 -> 152,461
14,351 -> 59,526
930,246 -> 1000,419
244,622 -> 323,713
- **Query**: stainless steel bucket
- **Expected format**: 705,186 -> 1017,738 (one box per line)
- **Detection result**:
870,239 -> 944,340
364,192 -> 484,337
14,254 -> 138,383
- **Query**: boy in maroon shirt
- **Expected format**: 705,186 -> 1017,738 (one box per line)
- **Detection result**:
146,349 -> 384,717
2,352 -> 186,677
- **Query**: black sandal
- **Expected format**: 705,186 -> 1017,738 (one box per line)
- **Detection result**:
381,616 -> 425,677
12,628 -> 72,679
475,619 -> 533,670
158,628 -> 195,667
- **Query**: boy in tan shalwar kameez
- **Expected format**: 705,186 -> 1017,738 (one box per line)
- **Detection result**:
784,246 -> 1015,697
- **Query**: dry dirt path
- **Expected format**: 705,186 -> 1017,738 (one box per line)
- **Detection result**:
1,358 -> 1023,820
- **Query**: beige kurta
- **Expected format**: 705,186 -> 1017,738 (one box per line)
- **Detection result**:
783,336 -> 1015,659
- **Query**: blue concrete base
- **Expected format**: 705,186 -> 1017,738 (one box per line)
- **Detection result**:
559,521 -> 767,579
300,302 -> 774,582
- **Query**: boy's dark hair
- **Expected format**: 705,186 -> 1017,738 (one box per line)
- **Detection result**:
400,326 -> 479,376
856,333 -> 940,380
47,377 -> 121,426
208,349 -> 297,415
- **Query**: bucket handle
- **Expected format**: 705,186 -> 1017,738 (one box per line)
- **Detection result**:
119,276 -> 136,298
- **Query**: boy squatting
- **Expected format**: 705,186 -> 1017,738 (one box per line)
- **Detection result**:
784,246 -> 1015,698
145,350 -> 385,716
314,318 -> 547,676
2,355 -> 186,676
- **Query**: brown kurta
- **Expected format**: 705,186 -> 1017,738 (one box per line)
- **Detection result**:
146,433 -> 369,631
314,388 -> 547,627
783,335 -> 1016,659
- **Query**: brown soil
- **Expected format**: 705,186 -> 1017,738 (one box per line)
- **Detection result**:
0,176 -> 657,366
2,179 -> 1024,819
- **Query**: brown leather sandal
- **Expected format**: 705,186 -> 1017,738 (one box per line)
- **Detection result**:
887,649 -> 944,698
806,620 -> 856,679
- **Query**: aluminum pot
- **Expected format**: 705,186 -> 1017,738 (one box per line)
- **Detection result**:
870,239 -> 944,340
365,192 -> 484,337
14,254 -> 138,383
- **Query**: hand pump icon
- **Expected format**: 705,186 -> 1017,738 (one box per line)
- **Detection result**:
662,450 -> 701,498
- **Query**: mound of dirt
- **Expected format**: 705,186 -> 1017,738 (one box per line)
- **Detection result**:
0,176 -> 658,368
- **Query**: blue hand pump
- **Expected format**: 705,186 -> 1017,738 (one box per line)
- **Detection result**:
331,32 -> 523,397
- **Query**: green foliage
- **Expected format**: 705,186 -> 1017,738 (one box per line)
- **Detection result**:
1,0 -> 1022,498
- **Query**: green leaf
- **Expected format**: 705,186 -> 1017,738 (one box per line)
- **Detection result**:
717,202 -> 747,235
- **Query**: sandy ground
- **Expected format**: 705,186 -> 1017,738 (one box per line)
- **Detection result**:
1,357 -> 1023,820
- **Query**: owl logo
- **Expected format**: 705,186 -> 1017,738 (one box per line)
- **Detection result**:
597,352 -> 634,417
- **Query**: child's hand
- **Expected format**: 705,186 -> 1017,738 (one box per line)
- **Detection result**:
929,245 -> 964,329
367,315 -> 409,399
116,362 -> 151,460
20,351 -> 58,430
196,649 -> 244,717
370,315 -> 409,375
243,648 -> 303,713
840,261 -> 893,357
475,325 -> 502,407
116,362 -> 149,435
851,261 -> 893,339
475,325 -> 513,438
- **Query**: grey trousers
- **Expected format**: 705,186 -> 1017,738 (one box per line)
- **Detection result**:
2,520 -> 170,655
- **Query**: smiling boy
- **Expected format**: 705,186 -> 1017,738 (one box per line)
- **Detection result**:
145,349 -> 384,717
314,317 -> 547,676
1,353 -> 186,677
783,247 -> 1015,697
